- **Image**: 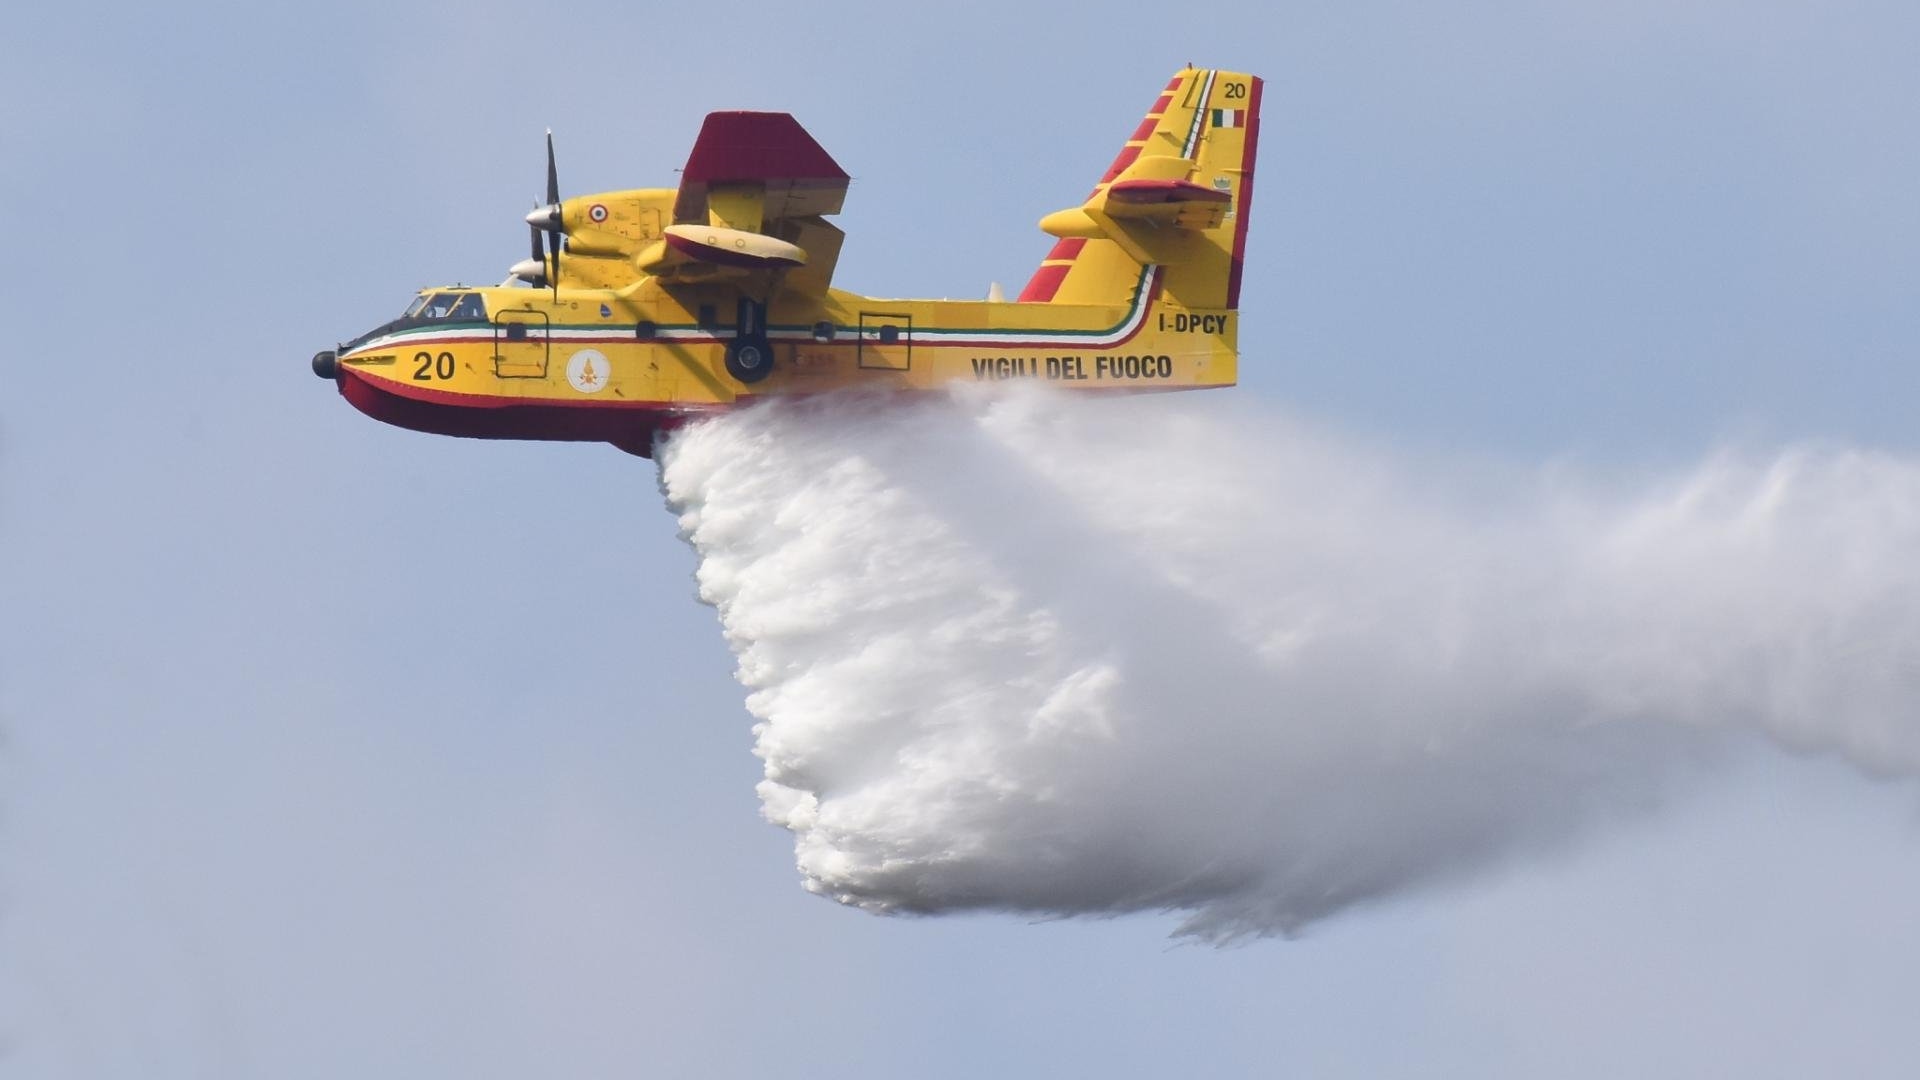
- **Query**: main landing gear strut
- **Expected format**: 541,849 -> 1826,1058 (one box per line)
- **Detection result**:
725,296 -> 774,385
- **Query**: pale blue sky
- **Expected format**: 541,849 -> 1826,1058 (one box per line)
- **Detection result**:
4,1 -> 1919,1076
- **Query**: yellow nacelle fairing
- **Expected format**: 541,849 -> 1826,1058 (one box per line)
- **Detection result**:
551,251 -> 644,290
556,188 -> 675,257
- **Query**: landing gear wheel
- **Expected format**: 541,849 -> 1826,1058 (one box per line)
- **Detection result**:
726,336 -> 774,384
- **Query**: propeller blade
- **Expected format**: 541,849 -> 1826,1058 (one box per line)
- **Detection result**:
544,129 -> 560,213
545,130 -> 561,296
524,130 -> 564,231
547,224 -> 560,297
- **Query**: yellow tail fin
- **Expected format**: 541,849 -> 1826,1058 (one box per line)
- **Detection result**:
1019,67 -> 1263,311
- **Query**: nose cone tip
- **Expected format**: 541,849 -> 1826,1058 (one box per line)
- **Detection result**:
526,204 -> 561,230
312,349 -> 338,380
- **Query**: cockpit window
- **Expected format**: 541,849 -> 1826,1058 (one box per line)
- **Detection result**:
399,291 -> 486,322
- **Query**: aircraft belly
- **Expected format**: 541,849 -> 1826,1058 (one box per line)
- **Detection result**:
337,367 -> 709,450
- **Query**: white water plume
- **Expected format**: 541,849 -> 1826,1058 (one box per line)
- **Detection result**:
658,387 -> 1920,940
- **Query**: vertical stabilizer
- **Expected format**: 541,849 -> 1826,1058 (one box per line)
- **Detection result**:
1020,68 -> 1263,311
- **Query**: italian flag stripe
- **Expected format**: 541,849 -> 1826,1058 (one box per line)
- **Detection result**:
1212,108 -> 1243,128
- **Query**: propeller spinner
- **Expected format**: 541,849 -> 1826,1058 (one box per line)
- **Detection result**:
508,209 -> 548,286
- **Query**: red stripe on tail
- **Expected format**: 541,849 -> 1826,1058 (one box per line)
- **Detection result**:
1098,145 -> 1143,185
1016,238 -> 1087,302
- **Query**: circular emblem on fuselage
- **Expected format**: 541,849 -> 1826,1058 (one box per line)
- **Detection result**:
567,348 -> 609,393
588,203 -> 608,223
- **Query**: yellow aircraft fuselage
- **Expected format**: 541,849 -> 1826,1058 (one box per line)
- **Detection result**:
314,68 -> 1263,457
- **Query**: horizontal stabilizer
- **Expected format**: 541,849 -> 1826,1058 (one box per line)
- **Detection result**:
1038,154 -> 1229,244
1107,177 -> 1230,206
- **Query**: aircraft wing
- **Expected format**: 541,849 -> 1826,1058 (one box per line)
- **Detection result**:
672,112 -> 849,225
638,112 -> 850,298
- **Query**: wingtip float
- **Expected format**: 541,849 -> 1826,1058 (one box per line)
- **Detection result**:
312,68 -> 1264,458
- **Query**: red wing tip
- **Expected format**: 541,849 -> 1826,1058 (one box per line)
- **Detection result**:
684,111 -> 849,183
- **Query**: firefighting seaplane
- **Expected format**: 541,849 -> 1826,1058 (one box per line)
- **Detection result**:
311,67 -> 1262,457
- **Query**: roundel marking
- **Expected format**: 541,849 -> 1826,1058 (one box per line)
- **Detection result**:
588,203 -> 608,223
567,348 -> 609,393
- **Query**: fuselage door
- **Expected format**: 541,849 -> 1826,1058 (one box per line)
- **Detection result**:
494,308 -> 550,378
857,312 -> 912,371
